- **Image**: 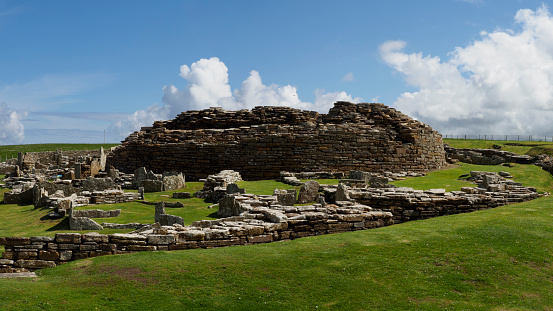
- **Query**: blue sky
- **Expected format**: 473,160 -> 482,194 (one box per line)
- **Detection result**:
0,0 -> 552,144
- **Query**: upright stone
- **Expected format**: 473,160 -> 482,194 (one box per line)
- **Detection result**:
17,152 -> 23,170
155,202 -> 166,223
75,163 -> 82,180
297,180 -> 320,204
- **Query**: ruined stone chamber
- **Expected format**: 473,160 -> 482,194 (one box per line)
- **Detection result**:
108,102 -> 447,180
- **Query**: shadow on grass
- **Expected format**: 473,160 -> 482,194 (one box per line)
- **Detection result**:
207,211 -> 220,218
46,217 -> 70,231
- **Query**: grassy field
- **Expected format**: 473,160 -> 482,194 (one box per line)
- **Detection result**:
444,138 -> 553,156
391,162 -> 553,193
2,143 -> 553,310
0,143 -> 119,161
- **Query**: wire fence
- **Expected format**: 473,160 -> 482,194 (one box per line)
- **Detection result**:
443,134 -> 553,142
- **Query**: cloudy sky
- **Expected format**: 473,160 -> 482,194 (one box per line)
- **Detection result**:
1,0 -> 553,144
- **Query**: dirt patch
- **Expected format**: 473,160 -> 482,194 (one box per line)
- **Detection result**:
97,266 -> 158,285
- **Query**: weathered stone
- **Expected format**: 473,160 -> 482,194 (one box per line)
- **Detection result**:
162,172 -> 185,191
0,237 -> 31,246
226,183 -> 245,194
159,214 -> 184,226
142,179 -> 163,193
82,177 -> 120,192
38,251 -> 60,261
274,189 -> 296,206
217,195 -> 243,217
55,233 -> 81,244
59,250 -> 73,261
14,259 -> 56,269
82,232 -> 109,243
177,230 -> 205,242
298,180 -> 320,204
147,234 -> 176,245
69,217 -> 103,231
155,202 -> 166,223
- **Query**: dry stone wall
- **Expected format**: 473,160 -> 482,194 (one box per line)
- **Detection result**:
0,200 -> 393,272
108,102 -> 446,180
337,171 -> 541,223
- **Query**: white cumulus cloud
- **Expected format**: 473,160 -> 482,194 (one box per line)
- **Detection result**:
0,102 -> 26,145
380,5 -> 553,137
112,57 -> 362,139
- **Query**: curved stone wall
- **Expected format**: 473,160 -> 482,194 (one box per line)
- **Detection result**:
108,102 -> 446,180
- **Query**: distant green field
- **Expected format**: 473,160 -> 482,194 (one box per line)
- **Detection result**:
444,138 -> 553,156
0,143 -> 119,161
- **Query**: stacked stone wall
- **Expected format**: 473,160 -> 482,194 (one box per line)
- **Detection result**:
108,102 -> 446,180
0,203 -> 394,272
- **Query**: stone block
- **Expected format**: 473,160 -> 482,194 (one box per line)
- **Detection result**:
127,245 -> 157,251
39,251 -> 60,261
142,179 -> 163,193
247,235 -> 273,244
177,230 -> 206,242
147,234 -> 176,245
297,180 -> 320,204
82,232 -> 109,243
0,237 -> 30,246
159,214 -> 184,226
69,217 -> 103,231
162,172 -> 185,191
0,259 -> 14,265
55,233 -> 82,244
14,259 -> 56,269
59,250 -> 73,261
30,236 -> 54,243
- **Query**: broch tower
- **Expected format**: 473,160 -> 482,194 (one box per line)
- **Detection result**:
107,102 -> 446,180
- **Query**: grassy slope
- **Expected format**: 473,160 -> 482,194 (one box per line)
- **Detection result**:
2,197 -> 553,310
2,144 -> 553,310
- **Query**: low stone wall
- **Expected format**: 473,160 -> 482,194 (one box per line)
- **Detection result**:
0,201 -> 393,272
337,172 -> 541,223
71,209 -> 121,218
444,145 -> 534,165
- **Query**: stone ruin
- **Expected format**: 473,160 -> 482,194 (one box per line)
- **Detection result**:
107,102 -> 447,180
1,102 -> 549,273
0,166 -> 543,273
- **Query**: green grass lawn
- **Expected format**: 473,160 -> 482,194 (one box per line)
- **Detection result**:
2,196 -> 553,310
391,162 -> 553,193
